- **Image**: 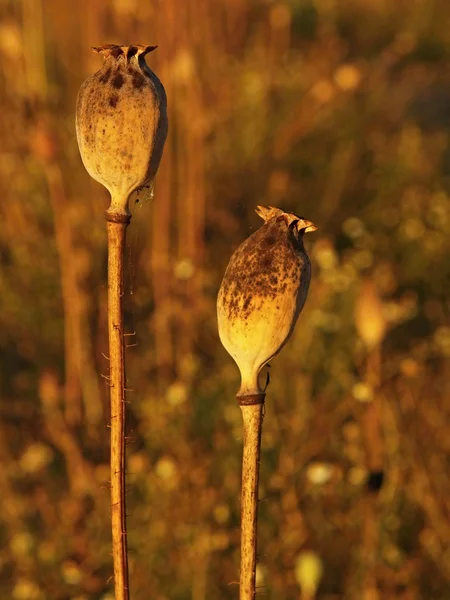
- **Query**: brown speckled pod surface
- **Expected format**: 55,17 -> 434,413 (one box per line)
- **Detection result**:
217,206 -> 317,396
76,44 -> 168,216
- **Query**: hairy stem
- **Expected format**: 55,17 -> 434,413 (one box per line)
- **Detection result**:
106,214 -> 131,600
239,397 -> 265,600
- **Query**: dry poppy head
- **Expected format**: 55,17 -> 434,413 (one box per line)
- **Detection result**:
76,44 -> 168,218
217,205 -> 317,396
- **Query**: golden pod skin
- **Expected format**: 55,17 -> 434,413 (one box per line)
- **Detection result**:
76,44 -> 168,217
217,206 -> 317,396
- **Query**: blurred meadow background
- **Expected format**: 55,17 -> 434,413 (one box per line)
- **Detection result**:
1,0 -> 450,598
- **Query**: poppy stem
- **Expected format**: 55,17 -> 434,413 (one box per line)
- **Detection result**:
238,394 -> 265,600
106,213 -> 131,600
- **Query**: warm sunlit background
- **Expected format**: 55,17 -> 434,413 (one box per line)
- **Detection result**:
1,0 -> 450,598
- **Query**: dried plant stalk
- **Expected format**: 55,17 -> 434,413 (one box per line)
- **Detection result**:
217,206 -> 317,599
106,215 -> 130,600
239,400 -> 264,599
76,44 -> 167,598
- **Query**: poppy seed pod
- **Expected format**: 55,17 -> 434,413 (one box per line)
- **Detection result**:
217,206 -> 317,397
76,44 -> 168,217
